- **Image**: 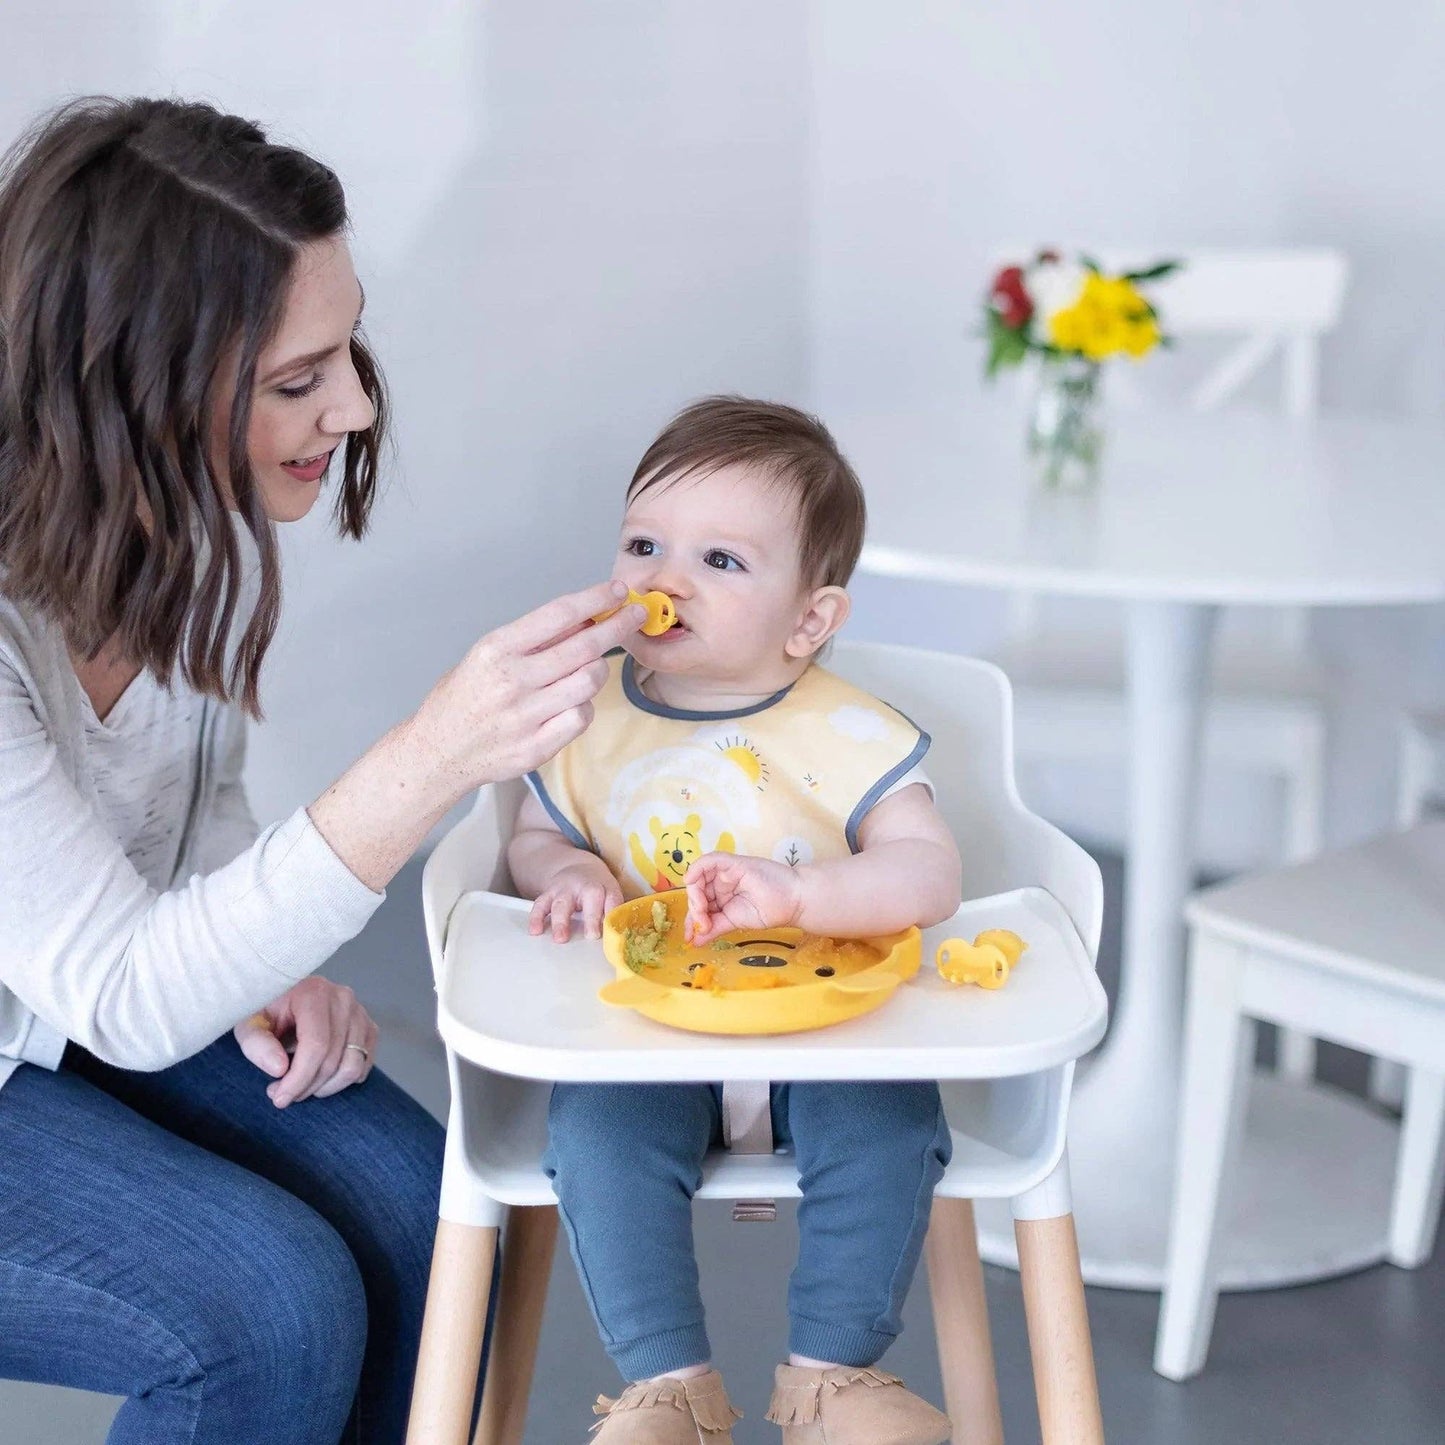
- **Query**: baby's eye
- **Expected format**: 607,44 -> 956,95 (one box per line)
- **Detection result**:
704,550 -> 744,572
624,538 -> 656,557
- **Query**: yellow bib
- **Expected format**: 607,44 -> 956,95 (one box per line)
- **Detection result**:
528,653 -> 929,900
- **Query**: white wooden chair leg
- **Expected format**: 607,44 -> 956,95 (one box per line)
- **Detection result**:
1282,738 -> 1326,864
1370,1057 -> 1409,1110
408,1218 -> 501,1445
473,1205 -> 558,1445
1388,1069 -> 1445,1269
1155,935 -> 1256,1382
1394,717 -> 1435,830
1275,740 -> 1323,1084
926,1197 -> 1004,1445
1012,1156 -> 1104,1445
1275,1027 -> 1317,1083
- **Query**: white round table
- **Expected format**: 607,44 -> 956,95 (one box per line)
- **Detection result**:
843,401 -> 1445,1290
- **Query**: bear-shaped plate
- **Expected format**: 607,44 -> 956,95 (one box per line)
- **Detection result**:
599,889 -> 921,1035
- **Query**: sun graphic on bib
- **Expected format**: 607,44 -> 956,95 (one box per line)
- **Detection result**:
715,735 -> 770,791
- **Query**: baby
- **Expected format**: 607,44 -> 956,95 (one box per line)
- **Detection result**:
508,396 -> 961,1445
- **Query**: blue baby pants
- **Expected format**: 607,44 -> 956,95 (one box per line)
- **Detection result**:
543,1080 -> 952,1380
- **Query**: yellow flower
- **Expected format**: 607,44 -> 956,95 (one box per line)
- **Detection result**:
1047,272 -> 1161,362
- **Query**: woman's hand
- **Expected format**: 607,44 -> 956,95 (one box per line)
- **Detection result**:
410,581 -> 645,796
683,854 -> 804,946
308,580 -> 645,894
528,860 -> 624,942
233,977 -> 380,1108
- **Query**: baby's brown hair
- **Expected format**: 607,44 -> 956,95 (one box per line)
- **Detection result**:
626,396 -> 865,589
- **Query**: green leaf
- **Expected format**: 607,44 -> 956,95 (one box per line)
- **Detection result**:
1080,253 -> 1103,274
984,311 -> 1030,378
1123,260 -> 1183,283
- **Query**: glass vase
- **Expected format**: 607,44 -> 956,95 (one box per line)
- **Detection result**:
1028,356 -> 1103,492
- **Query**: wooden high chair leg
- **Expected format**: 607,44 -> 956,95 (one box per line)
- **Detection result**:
1013,1157 -> 1104,1445
925,1198 -> 1004,1445
1016,1213 -> 1104,1443
407,1219 -> 500,1445
473,1205 -> 559,1445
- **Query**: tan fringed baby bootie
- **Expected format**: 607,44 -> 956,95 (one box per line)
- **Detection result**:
766,1363 -> 951,1445
589,1368 -> 741,1443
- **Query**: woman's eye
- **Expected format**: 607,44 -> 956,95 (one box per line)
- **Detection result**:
704,550 -> 743,571
624,538 -> 656,557
277,372 -> 324,400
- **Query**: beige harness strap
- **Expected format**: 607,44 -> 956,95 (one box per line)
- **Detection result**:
722,1080 -> 777,1222
722,1079 -> 773,1153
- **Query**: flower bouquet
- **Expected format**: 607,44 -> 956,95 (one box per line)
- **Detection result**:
985,251 -> 1180,490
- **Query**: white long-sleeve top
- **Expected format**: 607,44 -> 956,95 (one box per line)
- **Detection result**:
0,585 -> 384,1091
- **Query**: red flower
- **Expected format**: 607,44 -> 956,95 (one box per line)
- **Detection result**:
989,265 -> 1033,330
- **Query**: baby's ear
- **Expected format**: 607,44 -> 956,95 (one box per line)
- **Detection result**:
786,585 -> 851,659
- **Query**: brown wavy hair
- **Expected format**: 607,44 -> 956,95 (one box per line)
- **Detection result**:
627,396 -> 865,589
0,96 -> 388,716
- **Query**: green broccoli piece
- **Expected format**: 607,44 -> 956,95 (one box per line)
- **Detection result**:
622,907 -> 670,973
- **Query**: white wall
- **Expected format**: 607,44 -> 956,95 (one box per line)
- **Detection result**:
807,0 -> 1445,865
3,0 -> 811,829
5,0 -> 1441,865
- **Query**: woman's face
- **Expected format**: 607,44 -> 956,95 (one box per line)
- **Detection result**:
237,235 -> 374,522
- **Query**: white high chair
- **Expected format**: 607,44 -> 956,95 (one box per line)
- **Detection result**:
404,642 -> 1110,1445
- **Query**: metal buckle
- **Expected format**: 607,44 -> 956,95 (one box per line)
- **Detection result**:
732,1198 -> 778,1223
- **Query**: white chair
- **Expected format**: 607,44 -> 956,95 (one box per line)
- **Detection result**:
1370,710 -> 1445,1107
1154,823 -> 1445,1381
997,248 -> 1349,1084
1395,709 -> 1445,832
405,641 -> 1110,1445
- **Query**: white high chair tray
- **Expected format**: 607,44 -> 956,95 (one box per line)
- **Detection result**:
439,887 -> 1107,1082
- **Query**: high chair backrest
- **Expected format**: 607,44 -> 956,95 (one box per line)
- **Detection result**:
422,642 -> 1102,976
422,777 -> 528,981
830,640 -> 1102,962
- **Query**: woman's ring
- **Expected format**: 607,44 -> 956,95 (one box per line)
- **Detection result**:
345,1043 -> 371,1063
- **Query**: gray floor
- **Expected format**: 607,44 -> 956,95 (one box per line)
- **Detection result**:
6,848 -> 1442,1443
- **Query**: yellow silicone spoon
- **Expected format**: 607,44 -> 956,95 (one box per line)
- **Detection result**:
973,929 -> 1028,967
593,588 -> 676,637
936,927 -> 1028,990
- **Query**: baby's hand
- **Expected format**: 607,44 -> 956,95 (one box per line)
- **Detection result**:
528,863 -> 623,942
683,854 -> 804,946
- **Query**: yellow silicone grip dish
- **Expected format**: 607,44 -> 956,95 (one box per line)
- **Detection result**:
599,890 -> 921,1035
592,588 -> 676,637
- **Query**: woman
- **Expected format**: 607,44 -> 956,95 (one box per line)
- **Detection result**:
0,96 -> 642,1443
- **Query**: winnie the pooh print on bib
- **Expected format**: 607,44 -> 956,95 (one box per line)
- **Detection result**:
527,653 -> 930,901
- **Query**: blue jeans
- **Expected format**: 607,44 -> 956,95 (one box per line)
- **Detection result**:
0,1036 -> 483,1444
544,1081 -> 952,1380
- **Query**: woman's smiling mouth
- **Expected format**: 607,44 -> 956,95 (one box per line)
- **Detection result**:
279,450 -> 334,482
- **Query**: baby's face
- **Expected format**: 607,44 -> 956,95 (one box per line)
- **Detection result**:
614,463 -> 814,688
